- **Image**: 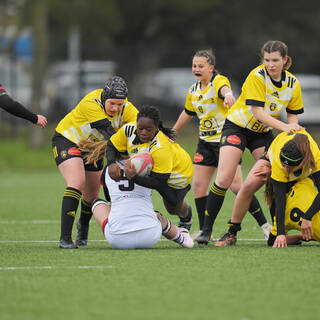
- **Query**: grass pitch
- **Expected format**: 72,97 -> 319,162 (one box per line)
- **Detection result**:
1,128 -> 320,320
1,170 -> 320,320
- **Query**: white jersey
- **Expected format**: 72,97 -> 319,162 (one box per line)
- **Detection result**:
104,161 -> 161,235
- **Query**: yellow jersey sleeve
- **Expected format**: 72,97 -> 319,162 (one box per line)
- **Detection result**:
151,145 -> 173,174
213,74 -> 231,96
286,80 -> 303,113
122,101 -> 139,124
110,123 -> 132,153
244,69 -> 266,106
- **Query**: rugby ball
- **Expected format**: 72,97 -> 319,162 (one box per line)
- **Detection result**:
129,153 -> 153,177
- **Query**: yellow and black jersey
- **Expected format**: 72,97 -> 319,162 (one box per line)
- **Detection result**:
227,65 -> 303,133
185,74 -> 231,143
55,89 -> 138,144
267,130 -> 320,183
270,178 -> 320,241
110,123 -> 193,189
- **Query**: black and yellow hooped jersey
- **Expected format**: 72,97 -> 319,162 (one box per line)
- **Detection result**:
267,130 -> 320,183
55,89 -> 138,144
270,178 -> 320,241
185,74 -> 231,143
110,123 -> 193,189
227,65 -> 303,133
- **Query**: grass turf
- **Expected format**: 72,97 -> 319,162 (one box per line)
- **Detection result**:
1,126 -> 320,319
1,170 -> 320,320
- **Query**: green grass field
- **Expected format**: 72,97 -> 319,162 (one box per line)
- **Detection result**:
1,127 -> 320,320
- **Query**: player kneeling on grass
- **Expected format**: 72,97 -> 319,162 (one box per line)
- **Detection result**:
92,160 -> 193,249
266,177 -> 320,247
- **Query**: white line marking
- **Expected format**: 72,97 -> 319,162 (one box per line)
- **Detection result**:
0,265 -> 114,271
0,238 -> 266,244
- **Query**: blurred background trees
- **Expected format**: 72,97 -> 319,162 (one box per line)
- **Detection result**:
0,0 -> 319,145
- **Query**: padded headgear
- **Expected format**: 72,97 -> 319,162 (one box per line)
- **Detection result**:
101,76 -> 128,106
280,140 -> 303,167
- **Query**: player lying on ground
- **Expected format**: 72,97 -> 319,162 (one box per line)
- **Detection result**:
92,160 -> 194,249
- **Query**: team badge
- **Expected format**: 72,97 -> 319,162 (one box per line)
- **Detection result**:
193,153 -> 204,163
60,150 -> 67,158
227,135 -> 241,145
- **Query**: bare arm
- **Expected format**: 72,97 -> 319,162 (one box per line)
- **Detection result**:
220,86 -> 236,108
172,110 -> 193,132
252,106 -> 304,132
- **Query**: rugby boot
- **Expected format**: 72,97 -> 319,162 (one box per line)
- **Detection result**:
214,232 -> 237,247
195,229 -> 211,245
59,237 -> 78,249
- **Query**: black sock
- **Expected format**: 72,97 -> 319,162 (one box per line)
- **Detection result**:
227,220 -> 241,236
60,187 -> 82,240
203,183 -> 227,233
248,195 -> 267,226
79,199 -> 93,226
195,196 -> 207,230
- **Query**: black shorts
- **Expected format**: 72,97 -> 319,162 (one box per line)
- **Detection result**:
193,139 -> 220,167
220,119 -> 274,153
160,184 -> 191,207
52,132 -> 103,171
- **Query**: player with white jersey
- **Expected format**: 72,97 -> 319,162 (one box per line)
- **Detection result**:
107,105 -> 194,232
92,161 -> 194,249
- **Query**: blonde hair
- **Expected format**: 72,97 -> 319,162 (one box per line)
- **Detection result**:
78,139 -> 107,167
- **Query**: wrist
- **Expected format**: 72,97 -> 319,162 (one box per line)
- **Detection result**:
225,92 -> 233,96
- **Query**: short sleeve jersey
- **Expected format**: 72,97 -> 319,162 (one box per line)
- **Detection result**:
110,123 -> 193,189
267,130 -> 320,183
185,74 -> 231,143
55,89 -> 138,144
270,177 -> 320,241
227,65 -> 304,133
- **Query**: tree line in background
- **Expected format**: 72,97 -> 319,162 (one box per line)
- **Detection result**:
0,0 -> 319,142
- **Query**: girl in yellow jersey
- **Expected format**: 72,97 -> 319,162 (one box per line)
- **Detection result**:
268,178 -> 320,247
52,76 -> 138,249
107,105 -> 194,230
198,40 -> 305,245
265,130 -> 320,247
215,130 -> 320,247
173,50 -> 269,239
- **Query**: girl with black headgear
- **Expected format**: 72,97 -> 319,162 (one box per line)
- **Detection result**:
215,130 -> 320,248
52,76 -> 138,249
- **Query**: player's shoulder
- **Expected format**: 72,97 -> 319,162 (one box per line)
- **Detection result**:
251,65 -> 267,79
123,122 -> 137,137
284,70 -> 300,88
188,81 -> 200,94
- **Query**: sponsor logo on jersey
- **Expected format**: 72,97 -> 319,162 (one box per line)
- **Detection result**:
227,135 -> 241,145
68,147 -> 81,156
193,153 -> 204,163
271,91 -> 279,98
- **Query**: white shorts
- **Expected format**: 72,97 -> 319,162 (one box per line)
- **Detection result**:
104,223 -> 162,249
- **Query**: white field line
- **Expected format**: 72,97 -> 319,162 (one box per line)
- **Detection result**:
0,238 -> 265,244
0,265 -> 114,271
